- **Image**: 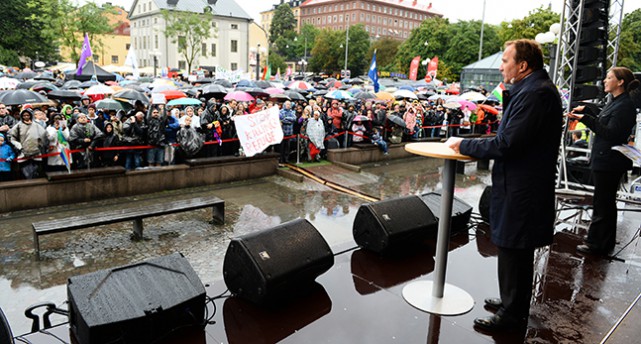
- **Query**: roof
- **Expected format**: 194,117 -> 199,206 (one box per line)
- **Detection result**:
301,0 -> 435,13
134,0 -> 252,20
461,51 -> 503,70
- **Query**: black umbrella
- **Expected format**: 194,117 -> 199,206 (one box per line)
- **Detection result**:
16,81 -> 43,90
94,99 -> 133,111
62,80 -> 82,89
312,90 -> 328,97
387,114 -> 406,127
194,78 -> 215,84
47,89 -> 82,101
123,84 -> 146,92
30,82 -> 59,93
201,84 -> 228,98
34,75 -> 56,82
255,80 -> 272,89
269,93 -> 290,102
240,87 -> 269,98
347,77 -> 364,84
355,92 -> 376,100
15,71 -> 38,80
0,89 -> 48,105
284,90 -> 305,101
113,89 -> 149,104
79,80 -> 99,88
213,79 -> 232,88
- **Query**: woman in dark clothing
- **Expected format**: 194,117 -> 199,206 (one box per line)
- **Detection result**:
97,122 -> 121,167
568,67 -> 639,255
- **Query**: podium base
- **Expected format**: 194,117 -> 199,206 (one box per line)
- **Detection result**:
402,280 -> 474,316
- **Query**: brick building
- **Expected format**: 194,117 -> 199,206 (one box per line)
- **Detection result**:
299,0 -> 440,39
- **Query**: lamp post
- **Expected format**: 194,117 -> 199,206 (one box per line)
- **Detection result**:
339,26 -> 350,78
535,23 -> 560,83
150,50 -> 161,77
256,43 -> 261,81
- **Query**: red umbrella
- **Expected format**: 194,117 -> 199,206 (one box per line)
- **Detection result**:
159,90 -> 187,100
478,104 -> 499,115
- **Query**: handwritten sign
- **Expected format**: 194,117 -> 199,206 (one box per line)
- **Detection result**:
234,106 -> 284,157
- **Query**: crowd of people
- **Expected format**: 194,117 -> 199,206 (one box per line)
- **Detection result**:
0,80 -> 501,181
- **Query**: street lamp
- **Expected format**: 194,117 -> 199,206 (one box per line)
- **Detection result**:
150,50 -> 161,77
298,59 -> 307,76
535,23 -> 560,83
256,43 -> 261,81
340,25 -> 349,78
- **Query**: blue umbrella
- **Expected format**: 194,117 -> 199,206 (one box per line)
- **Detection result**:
325,90 -> 353,100
236,79 -> 256,88
399,85 -> 416,92
167,98 -> 202,106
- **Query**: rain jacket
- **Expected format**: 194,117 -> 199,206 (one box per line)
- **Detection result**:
69,121 -> 104,149
305,117 -> 325,149
9,120 -> 48,158
459,69 -> 563,249
0,134 -> 15,172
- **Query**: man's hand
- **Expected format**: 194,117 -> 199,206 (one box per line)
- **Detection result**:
445,137 -> 464,154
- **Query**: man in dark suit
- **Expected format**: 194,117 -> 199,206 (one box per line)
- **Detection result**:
447,39 -> 563,331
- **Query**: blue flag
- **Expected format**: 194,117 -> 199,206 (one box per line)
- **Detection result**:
368,50 -> 379,93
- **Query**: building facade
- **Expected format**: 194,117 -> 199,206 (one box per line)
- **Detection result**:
128,0 -> 252,74
260,0 -> 304,34
299,0 -> 440,39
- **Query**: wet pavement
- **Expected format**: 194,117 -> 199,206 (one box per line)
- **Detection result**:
2,156 -> 641,343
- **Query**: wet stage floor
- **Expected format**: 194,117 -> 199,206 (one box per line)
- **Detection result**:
1,157 -> 641,343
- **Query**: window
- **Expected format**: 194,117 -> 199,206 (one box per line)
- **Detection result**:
231,63 -> 238,70
383,18 -> 386,25
373,5 -> 376,12
126,43 -> 131,50
327,15 -> 331,23
360,13 -> 364,20
178,61 -> 186,70
333,15 -> 337,22
154,18 -> 157,24
340,4 -> 344,10
111,55 -> 119,64
339,15 -> 343,22
202,43 -> 207,56
212,21 -> 217,28
352,13 -> 355,21
155,35 -> 158,49
366,14 -> 370,21
231,40 -> 238,53
231,24 -> 238,29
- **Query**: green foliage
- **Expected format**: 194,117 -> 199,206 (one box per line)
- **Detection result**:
444,21 -> 500,80
294,24 -> 320,61
268,52 -> 287,74
497,7 -> 560,43
369,37 -> 401,72
617,9 -> 641,71
0,0 -> 63,66
162,9 -> 216,73
270,3 -> 297,45
308,25 -> 370,77
395,17 -> 450,76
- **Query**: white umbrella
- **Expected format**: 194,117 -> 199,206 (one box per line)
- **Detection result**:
460,91 -> 487,102
85,84 -> 115,96
0,77 -> 20,90
392,89 -> 418,99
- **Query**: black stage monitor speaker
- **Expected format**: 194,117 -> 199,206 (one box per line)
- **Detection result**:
479,185 -> 492,223
67,253 -> 206,344
353,195 -> 438,254
0,307 -> 14,344
420,192 -> 473,234
223,218 -> 334,305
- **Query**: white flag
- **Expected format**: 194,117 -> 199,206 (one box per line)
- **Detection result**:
124,48 -> 139,79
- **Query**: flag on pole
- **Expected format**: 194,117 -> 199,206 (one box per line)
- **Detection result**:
124,48 -> 139,79
368,50 -> 380,93
408,56 -> 421,81
491,82 -> 506,103
425,56 -> 438,82
57,128 -> 72,173
275,68 -> 281,80
285,66 -> 293,79
76,33 -> 93,76
261,65 -> 271,80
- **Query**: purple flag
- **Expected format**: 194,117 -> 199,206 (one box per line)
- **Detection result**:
76,33 -> 93,76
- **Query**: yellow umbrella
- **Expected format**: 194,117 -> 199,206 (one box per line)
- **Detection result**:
375,91 -> 394,101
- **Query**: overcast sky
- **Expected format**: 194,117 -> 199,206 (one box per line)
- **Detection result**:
91,0 -> 641,25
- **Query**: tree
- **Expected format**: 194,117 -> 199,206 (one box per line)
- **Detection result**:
497,7 -> 560,44
294,24 -> 320,62
309,29 -> 343,75
369,37 -> 401,73
395,17 -> 450,76
617,9 -> 641,71
269,3 -> 297,45
444,20 -> 500,80
0,0 -> 60,66
344,25 -> 371,76
267,52 -> 287,75
162,8 -> 216,73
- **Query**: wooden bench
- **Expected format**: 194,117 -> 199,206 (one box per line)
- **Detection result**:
32,196 -> 225,260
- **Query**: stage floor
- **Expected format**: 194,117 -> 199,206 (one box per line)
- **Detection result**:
19,208 -> 641,344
